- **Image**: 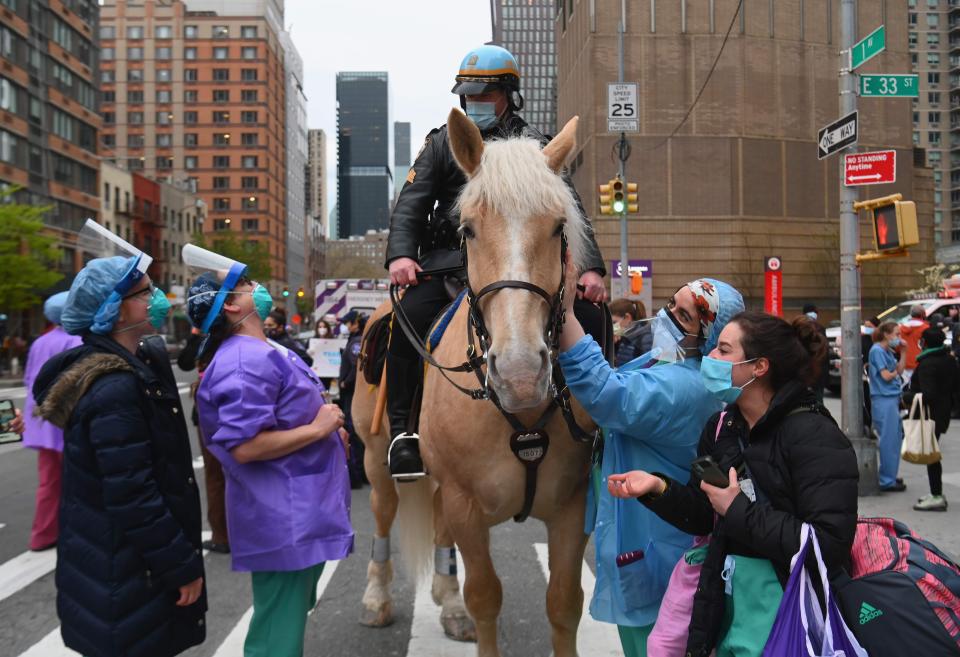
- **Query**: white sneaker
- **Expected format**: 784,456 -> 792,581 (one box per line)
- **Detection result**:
913,494 -> 948,511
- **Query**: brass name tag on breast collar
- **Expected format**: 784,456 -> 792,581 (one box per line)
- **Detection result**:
510,430 -> 549,465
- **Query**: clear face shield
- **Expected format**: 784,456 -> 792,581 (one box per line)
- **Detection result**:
77,219 -> 153,296
181,243 -> 250,333
650,307 -> 701,363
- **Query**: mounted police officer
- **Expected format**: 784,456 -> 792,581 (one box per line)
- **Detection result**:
386,44 -> 609,480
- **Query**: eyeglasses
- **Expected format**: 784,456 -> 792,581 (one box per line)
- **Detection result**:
122,283 -> 155,302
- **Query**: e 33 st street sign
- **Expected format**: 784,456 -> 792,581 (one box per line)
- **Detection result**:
859,74 -> 919,98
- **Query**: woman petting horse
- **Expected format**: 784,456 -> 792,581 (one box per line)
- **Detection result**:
558,268 -> 744,657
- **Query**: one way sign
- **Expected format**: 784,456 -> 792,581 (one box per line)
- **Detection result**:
817,111 -> 858,160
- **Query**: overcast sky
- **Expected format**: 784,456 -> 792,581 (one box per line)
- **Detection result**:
285,0 -> 493,227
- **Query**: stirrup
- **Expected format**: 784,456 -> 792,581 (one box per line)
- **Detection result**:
388,432 -> 427,481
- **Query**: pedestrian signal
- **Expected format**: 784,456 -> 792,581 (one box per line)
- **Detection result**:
857,195 -> 919,252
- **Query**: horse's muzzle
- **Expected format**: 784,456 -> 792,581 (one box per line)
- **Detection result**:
486,345 -> 551,411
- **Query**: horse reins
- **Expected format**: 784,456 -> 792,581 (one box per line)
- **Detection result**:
389,234 -> 596,522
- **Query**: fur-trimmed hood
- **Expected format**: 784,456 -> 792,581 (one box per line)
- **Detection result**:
34,352 -> 133,429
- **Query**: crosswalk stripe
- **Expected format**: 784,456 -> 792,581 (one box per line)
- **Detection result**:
0,549 -> 56,604
15,531 -> 213,657
212,559 -> 340,657
533,543 -> 622,656
406,553 -> 472,656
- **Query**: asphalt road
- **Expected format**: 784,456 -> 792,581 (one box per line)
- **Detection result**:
0,372 -> 957,656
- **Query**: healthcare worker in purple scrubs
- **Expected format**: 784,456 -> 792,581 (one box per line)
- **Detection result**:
183,244 -> 354,657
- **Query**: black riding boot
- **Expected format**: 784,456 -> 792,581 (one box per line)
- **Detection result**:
386,355 -> 426,480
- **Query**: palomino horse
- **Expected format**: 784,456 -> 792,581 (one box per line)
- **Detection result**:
394,109 -> 595,657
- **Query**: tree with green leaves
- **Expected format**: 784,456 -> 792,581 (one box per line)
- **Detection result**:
191,230 -> 272,281
0,191 -> 62,312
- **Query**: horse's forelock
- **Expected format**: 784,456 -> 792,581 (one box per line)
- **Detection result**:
456,137 -> 589,272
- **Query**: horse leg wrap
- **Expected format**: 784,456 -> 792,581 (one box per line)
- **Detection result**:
435,546 -> 457,576
371,535 -> 390,563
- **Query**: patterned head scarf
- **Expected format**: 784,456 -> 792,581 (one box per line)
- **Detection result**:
684,279 -> 721,340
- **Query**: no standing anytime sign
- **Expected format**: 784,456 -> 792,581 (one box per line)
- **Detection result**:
844,150 -> 896,187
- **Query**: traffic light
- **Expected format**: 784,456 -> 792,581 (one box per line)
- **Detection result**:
282,286 -> 290,298
296,287 -> 305,298
626,181 -> 639,214
599,179 -> 614,215
612,177 -> 625,214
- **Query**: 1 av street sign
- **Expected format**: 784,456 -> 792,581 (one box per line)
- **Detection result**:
850,25 -> 885,70
607,82 -> 639,132
818,111 -> 858,160
844,150 -> 896,187
859,74 -> 919,97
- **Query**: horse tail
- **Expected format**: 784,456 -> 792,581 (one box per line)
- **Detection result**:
396,477 -> 435,583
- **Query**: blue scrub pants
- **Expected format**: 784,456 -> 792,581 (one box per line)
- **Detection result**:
871,394 -> 902,488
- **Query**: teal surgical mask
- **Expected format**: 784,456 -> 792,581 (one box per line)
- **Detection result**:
147,287 -> 171,330
252,283 -> 274,321
700,355 -> 758,404
465,101 -> 499,130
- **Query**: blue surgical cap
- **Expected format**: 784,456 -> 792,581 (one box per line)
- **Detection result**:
43,291 -> 70,325
61,256 -> 138,336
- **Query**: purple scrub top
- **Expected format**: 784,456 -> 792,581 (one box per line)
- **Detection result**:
22,326 -> 82,451
197,334 -> 354,572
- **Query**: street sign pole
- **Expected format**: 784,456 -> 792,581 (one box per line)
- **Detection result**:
617,0 -> 629,299
840,3 -> 878,496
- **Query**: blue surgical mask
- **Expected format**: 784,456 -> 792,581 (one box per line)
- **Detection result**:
806,311 -> 818,321
700,355 -> 757,404
465,101 -> 499,130
147,287 -> 171,330
863,326 -> 874,335
252,284 -> 274,321
888,337 -> 901,348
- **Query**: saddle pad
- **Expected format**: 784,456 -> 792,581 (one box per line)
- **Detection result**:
427,288 -> 468,354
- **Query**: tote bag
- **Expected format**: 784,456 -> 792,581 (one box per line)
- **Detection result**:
901,393 -> 941,465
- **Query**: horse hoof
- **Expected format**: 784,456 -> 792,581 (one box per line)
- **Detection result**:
359,603 -> 395,628
441,611 -> 477,642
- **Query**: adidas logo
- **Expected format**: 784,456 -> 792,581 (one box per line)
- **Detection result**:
859,601 -> 884,625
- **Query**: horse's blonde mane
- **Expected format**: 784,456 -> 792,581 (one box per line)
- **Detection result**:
456,137 -> 590,272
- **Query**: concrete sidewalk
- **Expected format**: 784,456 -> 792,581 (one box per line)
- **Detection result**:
823,395 -> 959,557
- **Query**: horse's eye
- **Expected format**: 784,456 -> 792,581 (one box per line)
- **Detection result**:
461,225 -> 476,240
553,224 -> 565,237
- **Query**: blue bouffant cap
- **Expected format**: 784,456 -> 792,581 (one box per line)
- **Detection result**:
61,256 -> 138,336
43,291 -> 70,325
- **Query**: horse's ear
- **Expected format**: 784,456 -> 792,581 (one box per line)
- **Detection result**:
447,109 -> 483,178
542,116 -> 578,173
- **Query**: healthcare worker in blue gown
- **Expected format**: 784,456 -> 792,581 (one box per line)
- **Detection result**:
184,244 -> 354,657
557,264 -> 744,657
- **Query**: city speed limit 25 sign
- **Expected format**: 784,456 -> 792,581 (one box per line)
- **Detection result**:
608,83 -> 638,132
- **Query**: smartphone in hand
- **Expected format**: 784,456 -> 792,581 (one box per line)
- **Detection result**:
0,399 -> 20,445
691,455 -> 729,488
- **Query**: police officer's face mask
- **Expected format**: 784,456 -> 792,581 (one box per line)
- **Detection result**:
465,101 -> 500,130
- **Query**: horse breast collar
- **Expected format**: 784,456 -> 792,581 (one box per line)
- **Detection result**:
389,233 -> 595,523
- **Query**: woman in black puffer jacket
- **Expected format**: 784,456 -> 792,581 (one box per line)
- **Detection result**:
32,256 -> 206,657
608,311 -> 859,657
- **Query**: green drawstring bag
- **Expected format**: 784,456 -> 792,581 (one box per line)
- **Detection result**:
715,554 -> 784,657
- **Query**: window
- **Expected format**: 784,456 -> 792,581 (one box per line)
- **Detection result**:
213,155 -> 230,168
157,68 -> 172,82
102,90 -> 115,103
242,196 -> 258,210
242,176 -> 258,189
213,176 -> 230,189
156,47 -> 172,60
101,134 -> 115,148
184,89 -> 198,103
241,111 -> 258,124
128,157 -> 144,171
184,68 -> 198,82
927,13 -> 939,27
213,197 -> 230,210
214,133 -> 231,145
909,13 -> 918,25
184,111 -> 198,124
127,134 -> 144,148
102,111 -> 115,125
100,26 -> 115,39
930,151 -> 942,165
0,78 -> 16,113
929,92 -> 941,105
156,156 -> 173,169
213,25 -> 230,38
102,47 -> 114,60
129,111 -> 144,124
927,33 -> 940,46
241,46 -> 257,60
213,68 -> 230,81
52,110 -> 74,141
241,133 -> 258,146
930,132 -> 942,145
127,68 -> 144,82
184,25 -> 198,39
241,89 -> 258,102
155,25 -> 173,39
156,89 -> 172,103
185,47 -> 197,60
241,69 -> 258,81
128,47 -> 143,60
0,129 -> 17,165
241,26 -> 258,38
213,47 -> 229,60
213,111 -> 230,123
101,70 -> 115,83
127,90 -> 144,104
156,111 -> 173,125
930,111 -> 942,125
928,53 -> 940,66
242,219 -> 259,231
929,0 -> 939,6
184,133 -> 198,146
157,134 -> 172,147
929,72 -> 941,86
214,219 -> 231,231
127,26 -> 144,39
213,89 -> 230,103
185,156 -> 198,169
242,155 -> 258,169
